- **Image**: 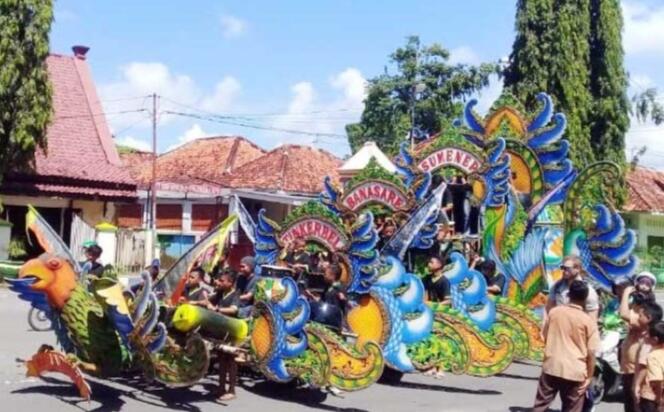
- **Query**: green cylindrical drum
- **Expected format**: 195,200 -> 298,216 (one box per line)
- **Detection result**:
172,304 -> 248,344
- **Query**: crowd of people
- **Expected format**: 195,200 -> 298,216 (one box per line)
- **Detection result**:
534,256 -> 664,412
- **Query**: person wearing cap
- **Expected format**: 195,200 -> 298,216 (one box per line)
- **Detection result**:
236,256 -> 261,318
546,255 -> 599,321
84,243 -> 105,277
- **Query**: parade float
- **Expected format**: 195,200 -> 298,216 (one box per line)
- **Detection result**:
6,92 -> 638,400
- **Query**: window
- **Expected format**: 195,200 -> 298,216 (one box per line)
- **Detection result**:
117,204 -> 143,229
156,204 -> 183,230
191,204 -> 228,232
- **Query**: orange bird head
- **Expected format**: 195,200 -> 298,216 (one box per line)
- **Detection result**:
19,254 -> 78,309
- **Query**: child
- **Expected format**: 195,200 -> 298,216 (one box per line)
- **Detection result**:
640,321 -> 664,412
620,284 -> 663,412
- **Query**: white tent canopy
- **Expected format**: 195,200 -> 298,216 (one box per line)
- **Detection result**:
339,141 -> 396,173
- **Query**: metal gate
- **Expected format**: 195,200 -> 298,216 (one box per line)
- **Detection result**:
69,213 -> 95,261
116,229 -> 146,274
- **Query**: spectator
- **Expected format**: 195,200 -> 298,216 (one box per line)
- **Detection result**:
478,260 -> 506,296
533,280 -> 600,412
620,280 -> 663,412
546,255 -> 599,321
641,321 -> 664,412
635,308 -> 664,412
423,255 -> 451,304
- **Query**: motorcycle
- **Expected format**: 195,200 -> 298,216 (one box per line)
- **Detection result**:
588,315 -> 624,405
28,307 -> 53,332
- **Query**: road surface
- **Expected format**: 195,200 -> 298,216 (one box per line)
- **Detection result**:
0,287 -> 622,411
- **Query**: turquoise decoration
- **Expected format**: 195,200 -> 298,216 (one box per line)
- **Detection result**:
369,256 -> 433,371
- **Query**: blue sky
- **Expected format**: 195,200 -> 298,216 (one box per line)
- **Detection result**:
51,0 -> 664,168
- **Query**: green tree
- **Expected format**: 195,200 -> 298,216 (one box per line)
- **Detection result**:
588,0 -> 630,167
0,0 -> 53,184
504,0 -> 595,168
346,36 -> 497,155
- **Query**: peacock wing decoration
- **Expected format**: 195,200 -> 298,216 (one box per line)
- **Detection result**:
565,204 -> 638,289
346,212 -> 380,294
254,209 -> 282,266
347,256 -> 433,372
444,252 -> 496,331
251,276 -> 310,382
251,276 -> 384,391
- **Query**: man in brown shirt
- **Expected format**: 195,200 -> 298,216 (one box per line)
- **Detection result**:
533,280 -> 600,412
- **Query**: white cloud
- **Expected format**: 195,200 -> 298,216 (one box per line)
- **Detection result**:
471,74 -> 504,115
167,123 -> 211,151
220,15 -> 247,38
330,68 -> 367,108
200,76 -> 242,112
268,68 -> 367,153
288,82 -> 316,114
448,46 -> 481,65
99,62 -> 243,148
622,1 -> 664,55
626,120 -> 664,170
115,135 -> 151,152
631,73 -> 655,91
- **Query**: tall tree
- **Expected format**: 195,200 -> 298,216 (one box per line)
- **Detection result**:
504,0 -> 595,168
588,0 -> 629,167
0,0 -> 53,184
346,36 -> 497,155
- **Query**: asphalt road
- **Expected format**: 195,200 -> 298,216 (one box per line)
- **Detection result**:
0,288 -> 623,412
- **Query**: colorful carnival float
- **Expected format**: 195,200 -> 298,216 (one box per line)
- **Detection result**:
6,92 -> 637,400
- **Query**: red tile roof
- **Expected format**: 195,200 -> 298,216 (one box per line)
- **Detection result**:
120,136 -> 265,194
3,50 -> 136,200
225,144 -> 342,194
625,166 -> 664,213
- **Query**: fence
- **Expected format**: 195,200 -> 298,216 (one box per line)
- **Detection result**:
70,213 -> 95,261
116,229 -> 146,274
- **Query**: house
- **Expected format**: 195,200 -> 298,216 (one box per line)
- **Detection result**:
0,46 -> 137,262
622,166 -> 664,256
118,136 -> 264,267
119,141 -> 342,266
225,143 -> 342,221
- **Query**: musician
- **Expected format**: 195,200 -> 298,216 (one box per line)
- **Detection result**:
283,238 -> 312,278
236,256 -> 260,318
207,270 -> 240,402
304,264 -> 346,310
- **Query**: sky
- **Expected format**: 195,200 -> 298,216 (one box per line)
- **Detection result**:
50,0 -> 664,169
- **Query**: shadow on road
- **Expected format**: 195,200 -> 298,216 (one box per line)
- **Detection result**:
496,372 -> 539,381
12,375 -> 215,412
379,379 -> 502,395
240,379 -> 369,412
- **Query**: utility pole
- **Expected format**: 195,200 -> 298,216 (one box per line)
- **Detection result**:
150,93 -> 158,263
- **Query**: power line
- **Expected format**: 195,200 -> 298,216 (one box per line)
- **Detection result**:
100,95 -> 152,103
55,108 -> 148,120
160,96 -> 362,119
162,110 -> 349,139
